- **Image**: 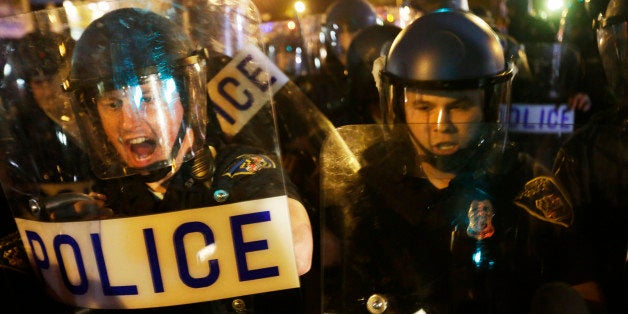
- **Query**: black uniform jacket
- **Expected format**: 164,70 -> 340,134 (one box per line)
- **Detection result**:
326,138 -> 572,314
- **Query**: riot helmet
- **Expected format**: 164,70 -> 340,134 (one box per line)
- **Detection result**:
65,8 -> 208,180
346,24 -> 401,123
12,31 -> 82,139
324,0 -> 380,66
596,0 -> 628,99
346,24 -> 401,72
380,9 -> 514,171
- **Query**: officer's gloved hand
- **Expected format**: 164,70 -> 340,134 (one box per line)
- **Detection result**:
30,192 -> 113,221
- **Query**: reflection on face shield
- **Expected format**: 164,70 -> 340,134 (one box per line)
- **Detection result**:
95,75 -> 186,170
404,88 -> 485,157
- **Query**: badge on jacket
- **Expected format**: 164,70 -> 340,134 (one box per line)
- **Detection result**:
467,199 -> 495,240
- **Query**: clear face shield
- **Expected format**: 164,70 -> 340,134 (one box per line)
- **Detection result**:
412,85 -> 511,170
597,17 -> 628,95
69,56 -> 207,179
378,66 -> 514,172
403,88 -> 488,157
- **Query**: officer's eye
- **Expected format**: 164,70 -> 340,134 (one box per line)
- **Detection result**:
411,101 -> 433,111
140,96 -> 152,104
449,98 -> 476,110
98,98 -> 124,110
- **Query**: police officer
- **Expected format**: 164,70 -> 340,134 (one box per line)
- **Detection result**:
1,5 -> 312,313
553,0 -> 628,312
322,8 -> 576,313
0,28 -> 92,256
557,0 -> 612,122
0,11 -> 92,314
323,0 -> 380,68
293,0 -> 380,126
344,24 -> 401,125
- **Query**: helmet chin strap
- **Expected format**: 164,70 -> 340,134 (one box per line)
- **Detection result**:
135,125 -> 195,184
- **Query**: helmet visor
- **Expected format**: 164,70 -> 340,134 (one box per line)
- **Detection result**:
382,67 -> 514,125
402,88 -> 492,171
71,56 -> 208,179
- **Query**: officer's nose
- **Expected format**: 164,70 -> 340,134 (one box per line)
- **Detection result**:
120,100 -> 143,129
432,107 -> 455,133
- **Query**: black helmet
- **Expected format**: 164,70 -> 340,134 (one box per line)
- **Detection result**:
596,0 -> 628,99
324,0 -> 379,65
66,8 -> 208,179
346,24 -> 401,72
346,24 -> 401,123
68,8 -> 196,91
325,0 -> 379,33
380,9 -> 514,170
382,9 -> 513,123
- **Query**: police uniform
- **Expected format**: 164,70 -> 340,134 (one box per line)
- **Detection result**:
94,144 -> 298,215
554,108 -> 628,314
329,136 -> 572,314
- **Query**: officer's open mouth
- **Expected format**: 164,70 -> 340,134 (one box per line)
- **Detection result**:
433,142 -> 458,154
128,137 -> 156,159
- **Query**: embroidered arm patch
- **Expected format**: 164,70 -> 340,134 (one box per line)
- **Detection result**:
222,154 -> 276,178
514,176 -> 574,228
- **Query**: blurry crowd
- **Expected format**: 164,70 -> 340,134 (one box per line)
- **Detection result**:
0,0 -> 625,313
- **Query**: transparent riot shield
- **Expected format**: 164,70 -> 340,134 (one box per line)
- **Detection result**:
170,0 -> 263,58
171,0 -> 336,211
509,42 -> 582,168
169,5 -> 341,313
321,123 -> 575,314
0,1 -> 302,311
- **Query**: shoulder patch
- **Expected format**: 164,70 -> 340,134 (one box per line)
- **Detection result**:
514,176 -> 574,228
222,154 -> 276,178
